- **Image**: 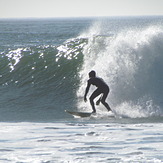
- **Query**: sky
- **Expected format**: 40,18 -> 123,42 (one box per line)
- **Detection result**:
1,0 -> 163,18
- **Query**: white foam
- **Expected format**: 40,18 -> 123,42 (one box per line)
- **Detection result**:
0,122 -> 163,162
77,23 -> 163,118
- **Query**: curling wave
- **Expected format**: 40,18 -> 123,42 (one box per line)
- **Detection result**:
77,24 -> 163,118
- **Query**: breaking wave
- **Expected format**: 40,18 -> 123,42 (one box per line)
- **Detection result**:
0,18 -> 163,121
77,23 -> 163,118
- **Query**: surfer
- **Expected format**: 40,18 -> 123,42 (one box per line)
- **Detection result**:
84,70 -> 111,113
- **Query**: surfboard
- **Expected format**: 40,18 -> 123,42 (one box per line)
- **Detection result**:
65,110 -> 92,117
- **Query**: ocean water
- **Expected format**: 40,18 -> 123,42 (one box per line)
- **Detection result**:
0,16 -> 163,162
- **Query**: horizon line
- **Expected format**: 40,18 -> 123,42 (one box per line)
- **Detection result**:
1,15 -> 163,19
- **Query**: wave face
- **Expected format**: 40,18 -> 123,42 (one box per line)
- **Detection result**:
0,39 -> 87,121
0,18 -> 91,121
0,17 -> 163,121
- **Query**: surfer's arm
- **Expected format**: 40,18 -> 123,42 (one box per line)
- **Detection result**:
84,81 -> 90,102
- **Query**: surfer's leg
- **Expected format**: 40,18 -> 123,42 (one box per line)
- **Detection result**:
89,89 -> 101,113
101,89 -> 111,112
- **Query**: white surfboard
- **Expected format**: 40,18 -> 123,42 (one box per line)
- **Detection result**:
65,110 -> 92,117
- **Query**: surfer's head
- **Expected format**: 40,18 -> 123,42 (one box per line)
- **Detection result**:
89,70 -> 96,78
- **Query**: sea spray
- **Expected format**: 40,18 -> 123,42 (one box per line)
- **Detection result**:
77,23 -> 163,117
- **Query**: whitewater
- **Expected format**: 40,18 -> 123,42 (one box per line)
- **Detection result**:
0,16 -> 163,162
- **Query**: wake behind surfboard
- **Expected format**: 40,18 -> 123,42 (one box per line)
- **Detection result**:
65,110 -> 92,117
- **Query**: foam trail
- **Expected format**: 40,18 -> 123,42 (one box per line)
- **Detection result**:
77,23 -> 163,118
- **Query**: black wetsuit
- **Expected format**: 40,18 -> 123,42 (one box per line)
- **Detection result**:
86,77 -> 111,112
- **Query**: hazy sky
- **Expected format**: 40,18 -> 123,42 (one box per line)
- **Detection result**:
1,0 -> 163,18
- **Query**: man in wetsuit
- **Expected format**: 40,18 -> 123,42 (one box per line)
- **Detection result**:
84,70 -> 111,113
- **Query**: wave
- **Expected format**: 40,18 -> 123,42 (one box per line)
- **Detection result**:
0,38 -> 86,121
77,24 -> 163,118
0,19 -> 163,121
